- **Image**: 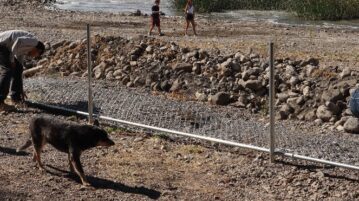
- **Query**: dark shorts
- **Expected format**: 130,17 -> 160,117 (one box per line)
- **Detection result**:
151,16 -> 160,27
186,13 -> 194,21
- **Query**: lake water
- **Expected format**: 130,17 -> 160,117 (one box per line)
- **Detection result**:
54,0 -> 359,29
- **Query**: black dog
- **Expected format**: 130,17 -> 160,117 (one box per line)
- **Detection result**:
17,116 -> 115,186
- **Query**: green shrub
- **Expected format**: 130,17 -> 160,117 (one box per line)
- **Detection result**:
171,0 -> 359,20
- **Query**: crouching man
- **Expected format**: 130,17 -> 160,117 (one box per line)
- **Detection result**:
0,30 -> 45,112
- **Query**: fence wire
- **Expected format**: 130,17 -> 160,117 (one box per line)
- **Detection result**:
25,77 -> 359,167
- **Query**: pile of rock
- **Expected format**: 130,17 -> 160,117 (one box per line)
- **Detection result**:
34,35 -> 359,133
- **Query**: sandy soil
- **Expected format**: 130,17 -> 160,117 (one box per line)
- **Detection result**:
1,1 -> 359,200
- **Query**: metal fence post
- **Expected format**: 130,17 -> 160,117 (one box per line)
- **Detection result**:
269,42 -> 275,163
87,24 -> 94,124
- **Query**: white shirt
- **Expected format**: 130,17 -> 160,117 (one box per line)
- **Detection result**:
0,30 -> 39,64
187,5 -> 194,14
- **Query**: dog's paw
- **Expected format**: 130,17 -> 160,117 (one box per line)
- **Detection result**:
80,183 -> 93,191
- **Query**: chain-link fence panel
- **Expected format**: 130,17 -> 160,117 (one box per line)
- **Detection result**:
25,76 -> 359,168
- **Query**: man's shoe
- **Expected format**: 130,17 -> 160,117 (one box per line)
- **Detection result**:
7,99 -> 26,108
0,103 -> 16,112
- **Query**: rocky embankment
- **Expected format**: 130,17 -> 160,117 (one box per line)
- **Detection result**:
31,35 -> 359,134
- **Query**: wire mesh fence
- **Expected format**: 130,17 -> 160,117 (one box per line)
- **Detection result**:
8,4 -> 358,170
24,76 -> 359,168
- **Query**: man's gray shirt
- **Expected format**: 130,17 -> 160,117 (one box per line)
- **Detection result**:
0,30 -> 39,65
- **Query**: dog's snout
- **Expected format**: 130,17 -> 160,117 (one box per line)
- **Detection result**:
107,139 -> 115,146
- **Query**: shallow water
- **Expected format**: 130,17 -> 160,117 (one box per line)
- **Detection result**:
54,0 -> 359,29
55,0 -> 176,15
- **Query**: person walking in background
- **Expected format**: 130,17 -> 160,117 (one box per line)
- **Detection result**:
184,0 -> 197,36
0,30 -> 45,112
148,0 -> 164,36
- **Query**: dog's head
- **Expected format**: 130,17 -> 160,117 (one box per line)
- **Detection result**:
95,128 -> 115,147
90,121 -> 115,147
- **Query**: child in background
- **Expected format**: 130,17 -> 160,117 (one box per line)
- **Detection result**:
149,0 -> 164,36
184,0 -> 197,36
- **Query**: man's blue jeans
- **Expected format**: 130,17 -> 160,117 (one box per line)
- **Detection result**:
350,89 -> 359,118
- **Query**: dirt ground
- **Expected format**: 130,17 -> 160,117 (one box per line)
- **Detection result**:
1,1 -> 359,200
0,108 -> 359,201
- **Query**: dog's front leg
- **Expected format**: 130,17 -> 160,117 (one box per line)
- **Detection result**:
67,153 -> 75,173
70,151 -> 90,186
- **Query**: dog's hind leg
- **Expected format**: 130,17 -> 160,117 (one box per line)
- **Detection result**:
33,140 -> 46,170
16,139 -> 32,153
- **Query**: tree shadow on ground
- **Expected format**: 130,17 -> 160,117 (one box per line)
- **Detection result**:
0,146 -> 29,156
46,165 -> 161,200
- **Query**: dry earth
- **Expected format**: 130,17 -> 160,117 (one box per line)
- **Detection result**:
1,1 -> 359,200
0,108 -> 359,200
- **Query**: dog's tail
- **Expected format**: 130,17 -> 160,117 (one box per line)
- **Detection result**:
16,138 -> 32,153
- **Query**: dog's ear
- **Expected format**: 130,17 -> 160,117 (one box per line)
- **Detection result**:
93,119 -> 100,127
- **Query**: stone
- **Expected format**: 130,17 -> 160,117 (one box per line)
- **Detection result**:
336,125 -> 344,131
172,63 -> 193,73
169,79 -> 182,92
316,105 -> 333,122
304,65 -> 318,77
146,73 -> 158,86
321,89 -> 344,103
94,69 -> 103,79
344,117 -> 359,134
195,91 -> 207,102
37,58 -> 49,66
185,51 -> 199,59
296,96 -> 305,106
209,92 -> 231,106
325,101 -> 340,115
314,119 -> 323,125
303,86 -> 311,97
340,67 -> 351,79
287,97 -> 299,109
145,45 -> 153,53
277,93 -> 289,103
305,110 -> 317,121
160,80 -> 171,92
289,76 -> 299,86
244,80 -> 263,91
192,63 -> 202,74
130,61 -> 138,66
52,40 -> 66,49
113,69 -> 122,77
279,104 -> 294,120
301,57 -> 319,67
234,52 -> 247,62
134,77 -> 145,87
93,61 -> 108,72
106,71 -> 114,79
